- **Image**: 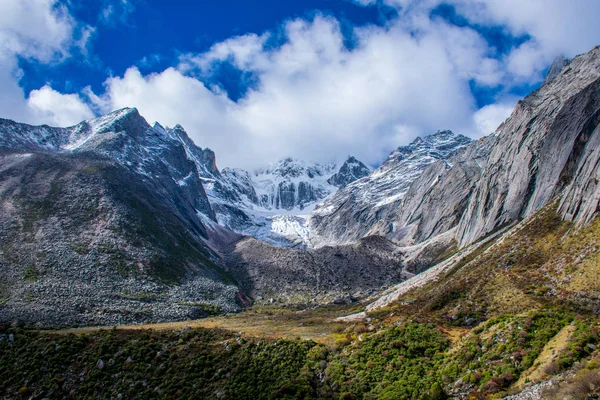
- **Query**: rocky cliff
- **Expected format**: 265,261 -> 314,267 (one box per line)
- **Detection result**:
327,156 -> 372,188
455,45 -> 600,246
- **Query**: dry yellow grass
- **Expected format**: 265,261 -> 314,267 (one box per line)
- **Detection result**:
567,251 -> 600,292
516,324 -> 576,388
439,326 -> 470,346
54,304 -> 363,346
486,273 -> 540,314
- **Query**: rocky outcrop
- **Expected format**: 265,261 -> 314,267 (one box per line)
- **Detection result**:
456,46 -> 600,246
558,104 -> 600,224
327,156 -> 371,188
543,55 -> 570,85
308,131 -> 472,247
382,134 -> 495,245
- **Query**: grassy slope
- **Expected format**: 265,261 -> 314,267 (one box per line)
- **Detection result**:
363,201 -> 600,398
2,202 -> 600,399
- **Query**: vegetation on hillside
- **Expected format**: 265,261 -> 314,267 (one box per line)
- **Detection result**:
1,307 -> 599,399
3,203 -> 600,399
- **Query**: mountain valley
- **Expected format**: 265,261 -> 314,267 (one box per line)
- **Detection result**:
1,43 -> 600,400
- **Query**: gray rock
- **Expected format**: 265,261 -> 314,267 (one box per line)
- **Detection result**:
327,156 -> 371,188
543,55 -> 570,85
224,235 -> 405,302
309,130 -> 472,247
456,45 -> 600,246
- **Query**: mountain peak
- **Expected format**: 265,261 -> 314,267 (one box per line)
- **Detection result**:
381,130 -> 472,170
257,158 -> 336,179
88,107 -> 149,138
95,106 -> 140,123
328,156 -> 371,188
543,55 -> 570,84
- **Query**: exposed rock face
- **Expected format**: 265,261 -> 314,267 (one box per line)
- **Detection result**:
559,119 -> 600,225
0,109 -> 243,326
383,135 -> 495,245
455,46 -> 600,246
327,156 -> 372,188
308,131 -> 472,247
543,55 -> 570,85
224,235 -> 406,302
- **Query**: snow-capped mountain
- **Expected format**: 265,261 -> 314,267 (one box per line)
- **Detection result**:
308,130 -> 473,247
327,156 -> 372,188
200,156 -> 370,247
0,108 -> 245,325
252,157 -> 338,211
0,107 -> 217,224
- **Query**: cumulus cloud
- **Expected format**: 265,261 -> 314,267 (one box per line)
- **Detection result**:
0,0 -> 94,126
94,14 -> 501,169
182,33 -> 270,73
472,99 -> 517,137
28,85 -> 94,127
2,0 -> 600,170
454,0 -> 600,57
431,0 -> 600,82
0,0 -> 78,61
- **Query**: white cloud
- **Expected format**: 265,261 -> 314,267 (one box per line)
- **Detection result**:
359,0 -> 600,83
2,0 -> 599,170
183,33 -> 270,73
450,0 -> 600,81
90,3 -> 600,169
472,99 -> 517,137
454,0 -> 600,56
0,0 -> 93,126
94,15 -> 487,169
28,85 -> 94,127
0,0 -> 76,61
505,41 -> 548,81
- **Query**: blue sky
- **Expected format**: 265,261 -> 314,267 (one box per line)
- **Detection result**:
19,0 -> 392,99
1,0 -> 599,168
